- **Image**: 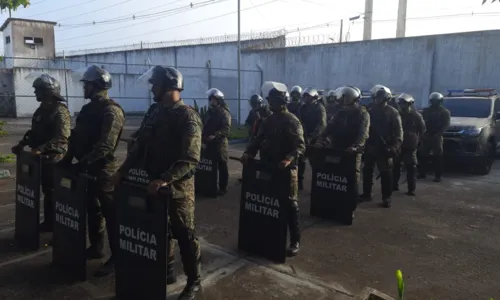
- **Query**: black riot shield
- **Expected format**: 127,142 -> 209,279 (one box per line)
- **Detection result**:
308,146 -> 358,225
14,151 -> 41,250
115,181 -> 168,300
238,159 -> 289,263
52,166 -> 89,281
195,143 -> 219,198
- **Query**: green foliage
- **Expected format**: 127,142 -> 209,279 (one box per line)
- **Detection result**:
0,0 -> 30,17
192,99 -> 208,124
0,154 -> 15,163
0,121 -> 7,137
228,126 -> 248,140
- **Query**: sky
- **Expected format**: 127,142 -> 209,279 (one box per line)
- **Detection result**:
0,0 -> 499,55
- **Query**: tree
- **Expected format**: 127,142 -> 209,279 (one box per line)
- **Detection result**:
0,0 -> 30,18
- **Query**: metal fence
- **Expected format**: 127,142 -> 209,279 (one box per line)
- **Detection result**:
0,56 -> 264,123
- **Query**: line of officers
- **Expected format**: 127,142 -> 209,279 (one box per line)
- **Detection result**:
10,66 -> 222,300
238,82 -> 450,259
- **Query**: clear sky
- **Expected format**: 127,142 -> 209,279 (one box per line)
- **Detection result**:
0,0 -> 499,54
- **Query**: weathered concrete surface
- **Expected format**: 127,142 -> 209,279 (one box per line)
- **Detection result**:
0,125 -> 500,299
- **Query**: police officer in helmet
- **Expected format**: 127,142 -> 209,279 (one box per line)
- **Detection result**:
61,65 -> 125,276
12,73 -> 71,232
116,65 -> 203,300
287,85 -> 303,118
241,82 -> 305,257
418,92 -> 451,182
326,88 -> 343,121
203,88 -> 231,195
360,86 -> 403,208
393,93 -> 425,195
316,86 -> 370,218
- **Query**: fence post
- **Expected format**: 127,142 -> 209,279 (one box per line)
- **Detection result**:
256,63 -> 264,93
62,51 -> 70,111
206,60 -> 212,90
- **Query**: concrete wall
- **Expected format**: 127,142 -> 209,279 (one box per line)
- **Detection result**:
0,69 -> 15,117
8,29 -> 500,118
3,23 -> 13,58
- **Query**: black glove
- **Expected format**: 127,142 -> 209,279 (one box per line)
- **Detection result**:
11,144 -> 23,155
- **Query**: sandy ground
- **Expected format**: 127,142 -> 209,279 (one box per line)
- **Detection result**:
0,120 -> 498,300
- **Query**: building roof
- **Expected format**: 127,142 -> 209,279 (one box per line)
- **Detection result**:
0,18 -> 57,31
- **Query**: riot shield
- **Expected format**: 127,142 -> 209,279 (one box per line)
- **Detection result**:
14,151 -> 41,250
308,146 -> 358,225
238,159 -> 289,263
195,143 -> 219,198
115,180 -> 168,300
52,166 -> 89,281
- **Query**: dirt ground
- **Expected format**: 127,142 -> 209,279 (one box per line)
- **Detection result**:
0,119 -> 498,300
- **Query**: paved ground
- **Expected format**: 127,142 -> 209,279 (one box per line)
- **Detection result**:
0,121 -> 499,300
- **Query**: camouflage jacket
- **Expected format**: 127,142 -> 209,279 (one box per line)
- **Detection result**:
326,103 -> 343,122
131,103 -> 160,139
366,104 -> 403,151
422,105 -> 451,136
287,101 -> 302,119
120,99 -> 202,199
203,104 -> 231,152
299,101 -> 327,144
317,105 -> 370,150
66,93 -> 125,172
400,109 -> 426,149
245,108 -> 305,165
22,101 -> 71,159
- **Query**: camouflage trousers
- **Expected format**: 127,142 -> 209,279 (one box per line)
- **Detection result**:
166,195 -> 201,283
393,148 -> 418,192
362,154 -> 393,199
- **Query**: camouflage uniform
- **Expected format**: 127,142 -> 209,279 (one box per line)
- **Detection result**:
13,74 -> 71,231
128,103 -> 159,152
245,83 -> 305,256
121,99 -> 202,284
362,99 -> 403,205
203,102 -> 231,192
419,104 -> 451,179
298,97 -> 327,188
393,108 -> 425,192
65,90 -> 125,257
326,102 -> 343,122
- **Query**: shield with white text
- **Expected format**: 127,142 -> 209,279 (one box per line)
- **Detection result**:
14,151 -> 41,250
52,166 -> 88,281
115,181 -> 168,300
195,143 -> 219,198
238,159 -> 289,263
308,146 -> 357,225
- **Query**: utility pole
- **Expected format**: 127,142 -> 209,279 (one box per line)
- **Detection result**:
237,0 -> 241,124
339,19 -> 343,43
363,0 -> 373,40
396,0 -> 408,38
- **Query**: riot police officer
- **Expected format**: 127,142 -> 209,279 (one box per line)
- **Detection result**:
393,94 -> 425,196
60,65 -> 125,275
326,88 -> 343,121
203,88 -> 231,195
128,102 -> 159,152
241,82 -> 305,257
245,94 -> 271,141
11,73 -> 71,232
298,87 -> 327,190
316,86 -> 370,212
287,85 -> 303,118
418,92 -> 451,182
360,86 -> 403,208
116,66 -> 202,300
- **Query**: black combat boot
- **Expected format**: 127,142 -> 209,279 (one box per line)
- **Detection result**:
287,201 -> 301,257
360,168 -> 374,202
217,188 -> 227,196
94,256 -> 115,277
382,197 -> 392,208
433,156 -> 443,182
380,171 -> 393,208
86,244 -> 105,260
177,280 -> 202,300
167,261 -> 177,285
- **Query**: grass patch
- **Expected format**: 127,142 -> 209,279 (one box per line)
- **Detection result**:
0,154 -> 16,163
229,125 -> 248,140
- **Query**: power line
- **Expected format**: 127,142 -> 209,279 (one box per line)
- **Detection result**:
57,0 -> 185,30
57,0 -> 228,43
25,0 -> 98,18
57,0 -> 218,29
57,0 -> 136,22
58,0 -> 278,50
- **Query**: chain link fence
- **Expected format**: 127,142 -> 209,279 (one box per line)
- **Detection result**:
0,56 -> 263,124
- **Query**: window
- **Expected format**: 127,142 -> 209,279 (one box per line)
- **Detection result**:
5,36 -> 10,44
24,37 -> 44,45
34,37 -> 43,44
494,98 -> 500,114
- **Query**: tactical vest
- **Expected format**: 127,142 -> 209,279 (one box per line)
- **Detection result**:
259,112 -> 299,165
28,102 -> 67,148
330,107 -> 365,148
71,98 -> 124,161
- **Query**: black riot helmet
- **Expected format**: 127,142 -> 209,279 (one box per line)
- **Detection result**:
147,65 -> 184,91
80,65 -> 112,90
32,73 -> 61,95
373,88 -> 392,104
207,88 -> 225,106
326,89 -> 337,103
429,92 -> 444,106
337,86 -> 361,106
249,94 -> 263,109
